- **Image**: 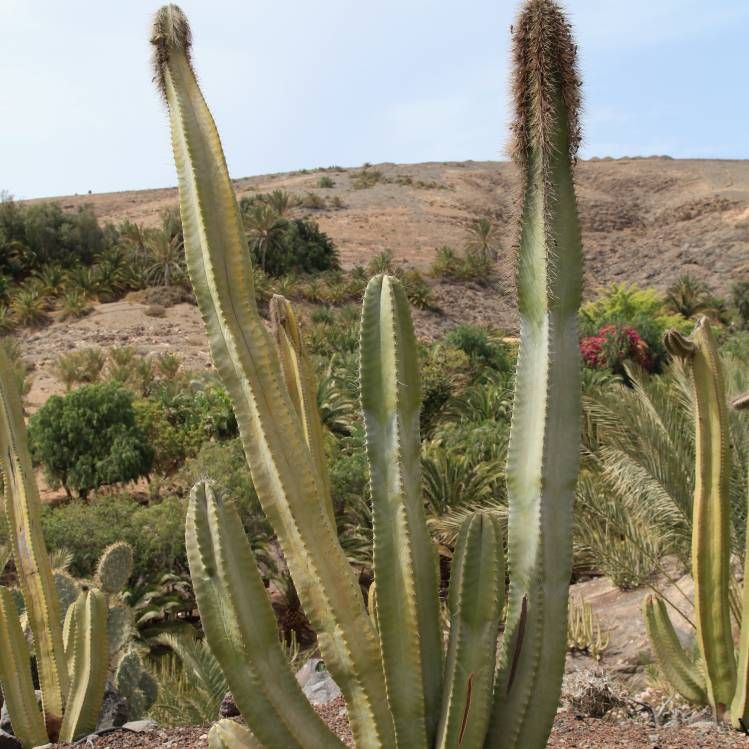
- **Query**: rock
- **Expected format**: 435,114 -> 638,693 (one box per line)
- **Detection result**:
219,692 -> 240,718
296,658 -> 341,706
122,719 -> 158,733
0,729 -> 20,749
96,680 -> 129,732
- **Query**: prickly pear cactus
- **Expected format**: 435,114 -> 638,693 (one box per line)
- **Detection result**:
115,649 -> 157,719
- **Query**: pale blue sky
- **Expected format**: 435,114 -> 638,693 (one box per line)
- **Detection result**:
1,0 -> 747,199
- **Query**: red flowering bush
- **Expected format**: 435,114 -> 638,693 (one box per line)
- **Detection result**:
580,324 -> 652,372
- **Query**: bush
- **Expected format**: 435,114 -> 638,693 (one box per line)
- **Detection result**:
28,382 -> 154,499
133,399 -> 187,476
430,245 -> 493,285
398,269 -> 433,310
254,218 -> 339,277
54,348 -> 106,390
580,324 -> 652,374
351,170 -> 383,189
300,192 -> 326,210
444,325 -> 510,373
733,280 -> 749,330
580,283 -> 690,371
318,176 -> 335,189
41,494 -> 186,580
179,439 -> 269,540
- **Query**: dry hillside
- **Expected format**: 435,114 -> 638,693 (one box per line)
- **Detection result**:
18,157 -> 749,409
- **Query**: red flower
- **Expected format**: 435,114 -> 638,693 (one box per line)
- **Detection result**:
580,325 -> 652,372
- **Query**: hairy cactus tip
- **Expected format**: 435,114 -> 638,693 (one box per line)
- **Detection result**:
150,4 -> 193,98
511,0 -> 581,172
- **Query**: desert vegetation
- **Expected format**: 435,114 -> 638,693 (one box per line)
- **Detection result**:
0,1 -> 747,748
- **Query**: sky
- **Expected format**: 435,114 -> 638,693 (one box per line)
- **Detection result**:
1,0 -> 748,199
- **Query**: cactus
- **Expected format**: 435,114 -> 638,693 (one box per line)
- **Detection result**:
115,649 -> 158,719
645,318 -> 749,727
0,346 -> 115,746
96,542 -> 135,595
152,2 -> 582,748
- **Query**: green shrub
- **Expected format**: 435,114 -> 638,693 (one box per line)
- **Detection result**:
60,287 -> 92,320
351,169 -> 383,189
179,439 -> 269,540
54,347 -> 106,390
300,192 -> 326,210
133,398 -> 187,475
41,494 -> 186,580
28,382 -> 154,499
580,283 -> 691,371
733,280 -> 749,329
317,176 -> 335,189
444,325 -> 510,372
398,268 -> 433,310
252,218 -> 339,277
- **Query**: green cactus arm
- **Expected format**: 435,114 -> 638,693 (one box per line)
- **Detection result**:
0,586 -> 49,749
269,295 -> 334,527
0,346 -> 68,732
59,589 -> 109,743
731,459 -> 749,729
360,273 -> 443,747
209,719 -> 265,749
186,482 -> 346,749
643,595 -> 707,705
665,320 -> 736,715
95,542 -> 134,595
150,8 -> 392,745
486,3 -> 583,747
436,512 -> 505,749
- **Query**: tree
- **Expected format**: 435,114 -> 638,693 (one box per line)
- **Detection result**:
244,203 -> 287,273
145,228 -> 184,287
28,382 -> 153,499
665,274 -> 714,318
464,217 -> 500,264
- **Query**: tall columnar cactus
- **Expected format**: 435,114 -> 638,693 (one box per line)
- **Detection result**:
485,1 -> 582,746
0,346 -> 111,747
645,317 -> 749,727
151,2 -> 582,748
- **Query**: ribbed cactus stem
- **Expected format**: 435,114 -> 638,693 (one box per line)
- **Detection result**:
665,320 -> 735,717
0,587 -> 49,749
487,2 -> 583,747
643,595 -> 707,705
360,274 -> 443,747
436,511 -> 504,749
0,345 -> 68,737
59,589 -> 109,742
150,6 -> 393,745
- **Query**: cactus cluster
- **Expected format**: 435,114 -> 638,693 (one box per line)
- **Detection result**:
644,318 -> 749,728
152,0 -> 583,747
0,372 -> 150,749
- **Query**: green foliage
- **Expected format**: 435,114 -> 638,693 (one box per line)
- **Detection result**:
28,382 -> 153,498
430,244 -> 494,285
60,287 -> 92,320
54,348 -> 106,391
41,494 -> 187,581
581,283 -> 692,371
444,325 -> 511,372
317,176 -> 336,189
733,280 -> 749,330
351,169 -> 383,189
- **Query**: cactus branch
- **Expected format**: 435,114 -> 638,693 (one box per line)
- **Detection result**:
151,6 -> 393,744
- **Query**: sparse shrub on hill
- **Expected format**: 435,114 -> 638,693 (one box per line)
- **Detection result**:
269,218 -> 339,276
28,382 -> 154,499
318,175 -> 335,188
430,244 -> 495,286
54,347 -> 106,390
300,191 -> 326,210
733,280 -> 749,329
351,168 -> 383,189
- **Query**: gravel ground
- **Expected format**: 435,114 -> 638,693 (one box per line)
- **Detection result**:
59,702 -> 749,748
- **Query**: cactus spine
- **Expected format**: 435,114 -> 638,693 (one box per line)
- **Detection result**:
645,318 -> 749,727
152,2 -> 582,747
486,2 -> 582,747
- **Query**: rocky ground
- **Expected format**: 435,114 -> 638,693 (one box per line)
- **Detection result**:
60,705 -> 748,749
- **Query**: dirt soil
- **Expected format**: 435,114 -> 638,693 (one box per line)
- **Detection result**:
60,701 -> 749,748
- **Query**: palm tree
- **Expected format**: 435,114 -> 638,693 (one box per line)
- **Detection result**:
266,189 -> 294,218
145,228 -> 185,287
244,204 -> 286,273
665,274 -> 715,319
465,217 -> 500,263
